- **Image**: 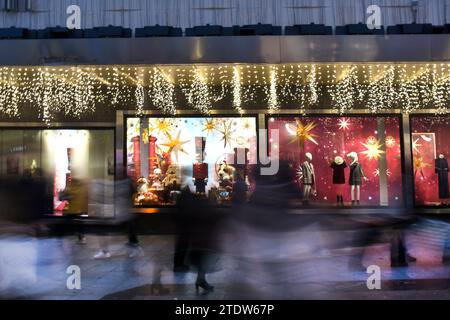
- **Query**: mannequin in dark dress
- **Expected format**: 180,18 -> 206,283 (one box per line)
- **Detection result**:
330,156 -> 347,206
435,154 -> 449,202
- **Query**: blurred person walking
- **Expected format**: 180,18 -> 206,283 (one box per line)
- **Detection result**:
174,187 -> 221,294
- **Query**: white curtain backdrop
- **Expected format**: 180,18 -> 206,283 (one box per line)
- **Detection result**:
0,0 -> 449,30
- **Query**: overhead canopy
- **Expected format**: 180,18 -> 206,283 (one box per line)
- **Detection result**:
0,35 -> 450,66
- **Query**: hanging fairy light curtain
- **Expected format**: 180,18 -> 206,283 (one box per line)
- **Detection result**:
0,63 -> 450,123
328,65 -> 360,114
178,67 -> 212,114
366,65 -> 396,113
149,67 -> 176,115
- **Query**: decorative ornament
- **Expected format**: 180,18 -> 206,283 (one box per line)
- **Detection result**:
161,130 -> 190,163
242,119 -> 253,131
366,136 -> 378,145
236,136 -> 247,146
414,156 -> 432,178
202,118 -> 217,135
149,118 -> 172,136
412,138 -> 422,154
218,120 -> 236,148
385,136 -> 396,148
285,120 -> 319,149
361,139 -> 385,160
338,118 -> 351,130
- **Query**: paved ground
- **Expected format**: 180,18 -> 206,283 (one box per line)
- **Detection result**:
0,219 -> 449,300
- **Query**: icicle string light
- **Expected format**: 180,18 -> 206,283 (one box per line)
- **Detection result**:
149,68 -> 176,115
267,66 -> 279,113
232,65 -> 243,114
0,64 -> 449,123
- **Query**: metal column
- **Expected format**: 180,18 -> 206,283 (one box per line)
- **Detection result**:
402,114 -> 415,209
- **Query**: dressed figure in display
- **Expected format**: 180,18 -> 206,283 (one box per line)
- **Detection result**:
330,156 -> 347,206
298,153 -> 316,206
435,154 -> 449,204
347,152 -> 368,206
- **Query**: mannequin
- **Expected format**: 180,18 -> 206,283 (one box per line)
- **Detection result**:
299,153 -> 316,206
347,152 -> 368,206
435,154 -> 449,203
330,156 -> 347,206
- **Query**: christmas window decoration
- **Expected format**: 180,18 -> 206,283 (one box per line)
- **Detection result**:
267,116 -> 403,207
126,116 -> 258,206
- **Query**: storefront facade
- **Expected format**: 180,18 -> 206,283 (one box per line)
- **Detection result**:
1,35 -> 450,216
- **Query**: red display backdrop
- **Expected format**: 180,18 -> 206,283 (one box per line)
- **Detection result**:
411,116 -> 450,206
268,116 -> 403,206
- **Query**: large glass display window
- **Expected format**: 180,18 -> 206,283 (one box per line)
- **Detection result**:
411,115 -> 450,207
0,129 -> 114,217
267,116 -> 403,207
126,116 -> 258,206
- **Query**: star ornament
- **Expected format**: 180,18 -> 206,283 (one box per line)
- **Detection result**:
366,136 -> 378,145
161,130 -> 190,163
286,120 -> 319,149
203,118 -> 217,135
361,139 -> 385,160
385,136 -> 396,148
338,118 -> 351,130
218,120 -> 236,148
149,118 -> 172,136
242,119 -> 253,131
414,156 -> 432,178
412,138 -> 422,154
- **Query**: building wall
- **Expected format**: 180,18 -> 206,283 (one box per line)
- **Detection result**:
1,0 -> 450,30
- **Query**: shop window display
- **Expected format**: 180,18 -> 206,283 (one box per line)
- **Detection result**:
0,129 -> 114,217
126,117 -> 258,206
411,116 -> 450,206
267,116 -> 403,207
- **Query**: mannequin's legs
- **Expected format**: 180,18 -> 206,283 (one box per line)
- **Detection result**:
303,185 -> 311,204
336,184 -> 344,206
356,186 -> 361,202
304,185 -> 311,199
351,185 -> 356,202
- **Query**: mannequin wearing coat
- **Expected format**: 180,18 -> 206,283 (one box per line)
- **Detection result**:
435,154 -> 449,203
347,152 -> 368,206
299,153 -> 316,205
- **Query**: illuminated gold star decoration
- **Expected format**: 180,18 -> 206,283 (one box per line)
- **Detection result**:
412,138 -> 422,154
218,120 -> 235,148
366,136 -> 378,145
285,120 -> 319,149
242,119 -> 253,131
161,130 -> 190,163
385,136 -> 396,148
202,118 -> 217,135
338,118 -> 350,130
149,118 -> 172,136
361,139 -> 385,160
414,156 -> 431,178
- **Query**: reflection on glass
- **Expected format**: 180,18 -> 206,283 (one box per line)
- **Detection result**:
0,129 -> 114,217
